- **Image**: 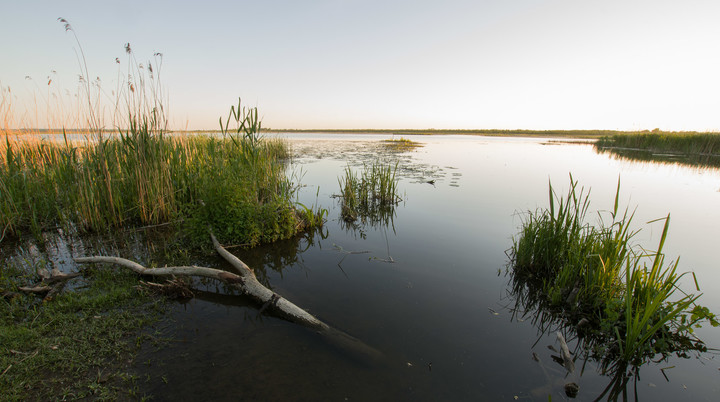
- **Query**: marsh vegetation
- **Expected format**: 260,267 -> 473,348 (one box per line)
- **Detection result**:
508,176 -> 718,398
3,18 -> 720,402
0,107 -> 320,247
1,21 -> 326,399
336,162 -> 401,224
595,132 -> 720,168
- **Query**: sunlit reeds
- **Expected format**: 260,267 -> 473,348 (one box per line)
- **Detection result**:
0,125 -> 310,246
0,24 -> 322,247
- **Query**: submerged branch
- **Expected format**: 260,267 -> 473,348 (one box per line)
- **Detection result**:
74,233 -> 384,364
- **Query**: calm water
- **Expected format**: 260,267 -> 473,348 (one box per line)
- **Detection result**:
130,134 -> 720,401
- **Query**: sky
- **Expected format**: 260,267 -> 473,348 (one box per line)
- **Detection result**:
2,0 -> 720,131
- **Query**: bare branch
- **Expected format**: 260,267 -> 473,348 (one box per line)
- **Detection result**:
73,233 -> 384,365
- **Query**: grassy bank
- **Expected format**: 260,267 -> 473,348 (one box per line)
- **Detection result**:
1,247 -> 165,400
0,105 -> 319,398
508,177 -> 717,370
1,25 -> 325,399
1,104 -> 320,247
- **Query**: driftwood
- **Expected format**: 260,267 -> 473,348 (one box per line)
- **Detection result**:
18,268 -> 81,302
74,233 -> 383,364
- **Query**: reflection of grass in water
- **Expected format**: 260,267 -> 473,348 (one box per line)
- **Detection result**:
508,176 -> 718,382
337,162 -> 401,225
595,132 -> 720,168
596,147 -> 720,169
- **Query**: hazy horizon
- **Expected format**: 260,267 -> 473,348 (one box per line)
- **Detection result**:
3,1 -> 720,132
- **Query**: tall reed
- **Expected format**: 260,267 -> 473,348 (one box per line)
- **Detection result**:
337,161 -> 401,224
509,176 -> 718,367
0,26 -> 322,247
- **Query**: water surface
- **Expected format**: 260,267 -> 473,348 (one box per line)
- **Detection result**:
136,134 -> 720,401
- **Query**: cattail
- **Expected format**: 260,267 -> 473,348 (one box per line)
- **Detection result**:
58,17 -> 72,31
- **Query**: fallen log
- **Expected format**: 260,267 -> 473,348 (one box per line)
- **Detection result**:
74,233 -> 384,364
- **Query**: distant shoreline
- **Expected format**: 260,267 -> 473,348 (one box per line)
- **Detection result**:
4,128 -> 718,139
258,128 -> 719,139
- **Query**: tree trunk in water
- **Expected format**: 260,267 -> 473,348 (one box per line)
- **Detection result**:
74,233 -> 383,364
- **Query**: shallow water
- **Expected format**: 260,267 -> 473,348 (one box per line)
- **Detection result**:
123,135 -> 720,400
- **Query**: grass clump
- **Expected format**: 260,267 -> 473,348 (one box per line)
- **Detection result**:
337,162 -> 401,224
0,253 -> 164,400
381,137 -> 423,152
508,176 -> 718,369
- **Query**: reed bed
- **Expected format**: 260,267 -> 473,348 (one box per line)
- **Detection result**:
595,132 -> 720,167
0,104 -> 318,247
508,176 -> 718,368
1,20 -> 320,247
337,161 -> 401,224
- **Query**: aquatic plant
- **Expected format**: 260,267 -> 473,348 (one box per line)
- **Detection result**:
595,132 -> 720,168
337,161 -> 401,224
508,176 -> 718,371
381,137 -> 423,152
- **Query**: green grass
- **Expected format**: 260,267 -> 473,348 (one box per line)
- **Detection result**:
0,251 -> 164,400
508,176 -> 718,369
1,19 -> 326,401
0,101 -> 323,248
595,132 -> 720,167
337,161 -> 401,224
2,21 -> 323,247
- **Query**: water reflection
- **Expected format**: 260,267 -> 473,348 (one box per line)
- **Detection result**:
337,196 -> 398,235
227,228 -> 328,288
508,268 -> 708,400
9,134 -> 720,400
595,145 -> 720,170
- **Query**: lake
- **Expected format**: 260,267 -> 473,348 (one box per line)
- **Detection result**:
130,134 -> 720,401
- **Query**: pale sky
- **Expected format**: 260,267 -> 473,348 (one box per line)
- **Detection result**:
2,0 -> 720,131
